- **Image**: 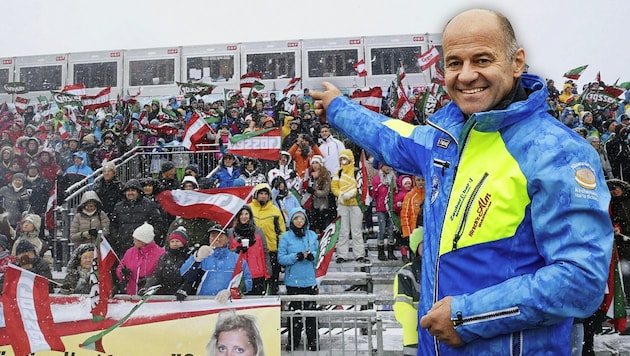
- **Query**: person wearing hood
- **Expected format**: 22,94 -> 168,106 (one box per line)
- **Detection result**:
116,222 -> 166,295
228,205 -> 271,295
93,130 -> 122,168
271,176 -> 301,228
179,224 -> 252,300
0,146 -> 21,185
24,163 -> 52,238
12,214 -> 52,266
267,151 -> 299,191
64,151 -> 94,183
278,208 -> 320,351
57,137 -> 81,171
35,149 -> 63,184
249,183 -> 285,295
0,173 -> 32,228
70,190 -> 110,245
318,123 -> 346,174
371,164 -> 397,261
331,149 -> 367,263
60,243 -> 95,294
23,137 -> 41,165
143,226 -> 190,296
240,158 -> 267,187
400,176 -> 426,263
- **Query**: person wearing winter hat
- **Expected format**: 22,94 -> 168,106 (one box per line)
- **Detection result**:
181,175 -> 199,190
12,213 -> 52,267
180,223 -> 252,301
116,222 -> 165,295
160,161 -> 179,191
393,226 -> 423,356
70,190 -> 110,245
278,207 -> 319,351
60,244 -> 95,294
0,239 -> 53,294
228,205 -> 271,295
93,160 -> 123,215
143,226 -> 190,296
0,172 -> 31,227
0,233 -> 16,275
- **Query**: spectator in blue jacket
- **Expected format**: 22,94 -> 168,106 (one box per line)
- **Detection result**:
278,208 -> 320,351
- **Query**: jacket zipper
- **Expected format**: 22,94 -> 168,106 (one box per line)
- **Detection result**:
452,172 -> 489,250
452,306 -> 521,327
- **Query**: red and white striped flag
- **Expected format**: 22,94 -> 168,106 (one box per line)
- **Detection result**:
228,253 -> 246,299
15,96 -> 30,113
432,66 -> 445,85
228,127 -> 281,161
282,77 -> 302,95
45,183 -> 57,231
240,72 -> 263,89
157,186 -> 255,227
2,265 -> 65,355
358,150 -> 372,207
351,87 -> 382,113
89,232 -> 118,321
353,59 -> 367,77
55,120 -> 71,139
417,46 -> 441,71
392,80 -> 416,122
62,83 -> 86,96
182,111 -> 211,151
82,86 -> 112,111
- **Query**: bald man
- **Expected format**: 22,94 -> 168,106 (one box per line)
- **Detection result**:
312,8 -> 612,355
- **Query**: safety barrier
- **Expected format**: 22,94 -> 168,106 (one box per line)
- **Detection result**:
51,144 -> 221,271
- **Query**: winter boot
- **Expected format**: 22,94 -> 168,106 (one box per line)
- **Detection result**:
377,245 -> 387,261
387,244 -> 398,260
400,246 -> 410,263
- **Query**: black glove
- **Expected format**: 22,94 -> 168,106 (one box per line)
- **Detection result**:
306,186 -> 315,194
175,289 -> 188,302
121,267 -> 132,279
305,252 -> 315,261
296,252 -> 305,261
289,171 -> 297,179
235,245 -> 248,254
88,228 -> 98,238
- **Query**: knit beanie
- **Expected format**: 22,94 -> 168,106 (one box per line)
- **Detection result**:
310,155 -> 324,166
168,227 -> 188,245
133,222 -> 155,244
15,240 -> 36,255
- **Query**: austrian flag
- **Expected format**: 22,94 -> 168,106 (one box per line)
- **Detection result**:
2,265 -> 65,355
351,87 -> 382,113
228,127 -> 281,161
353,59 -> 367,77
182,112 -> 211,151
157,186 -> 255,226
282,77 -> 302,95
417,46 -> 441,71
240,72 -> 263,89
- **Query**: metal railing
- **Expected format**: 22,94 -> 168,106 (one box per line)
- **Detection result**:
52,144 -> 221,270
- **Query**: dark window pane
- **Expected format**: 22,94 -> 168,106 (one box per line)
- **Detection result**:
129,59 -> 175,86
186,55 -> 234,82
0,69 -> 9,93
74,62 -> 118,88
370,46 -> 423,75
246,52 -> 295,79
19,65 -> 63,91
307,49 -> 359,77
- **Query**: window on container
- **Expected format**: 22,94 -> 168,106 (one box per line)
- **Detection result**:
0,68 -> 8,93
307,49 -> 358,78
246,52 -> 295,79
129,58 -> 175,86
370,46 -> 423,75
74,62 -> 118,88
19,65 -> 62,91
186,55 -> 234,83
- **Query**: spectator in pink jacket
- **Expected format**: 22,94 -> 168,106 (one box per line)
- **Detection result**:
371,164 -> 397,261
116,222 -> 165,295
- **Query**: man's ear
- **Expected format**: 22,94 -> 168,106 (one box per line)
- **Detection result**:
512,48 -> 526,78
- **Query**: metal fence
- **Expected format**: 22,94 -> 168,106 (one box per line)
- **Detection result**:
51,144 -> 221,270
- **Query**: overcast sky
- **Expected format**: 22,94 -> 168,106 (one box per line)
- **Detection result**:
1,0 -> 627,90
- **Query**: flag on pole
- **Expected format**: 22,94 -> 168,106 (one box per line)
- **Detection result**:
387,177 -> 402,232
55,120 -> 71,139
45,183 -> 57,231
81,87 -> 112,111
61,83 -> 86,96
228,127 -> 281,160
80,285 -> 160,353
432,66 -> 445,85
563,65 -> 588,80
157,186 -> 255,226
89,232 -> 117,322
315,217 -> 341,285
392,80 -> 416,122
228,253 -> 247,299
353,59 -> 367,77
417,46 -> 441,71
182,111 -> 211,151
282,77 -> 302,95
240,72 -> 263,89
600,243 -> 628,332
358,150 -> 372,210
15,96 -> 30,113
2,265 -> 65,356
351,87 -> 382,113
